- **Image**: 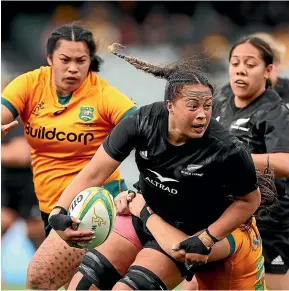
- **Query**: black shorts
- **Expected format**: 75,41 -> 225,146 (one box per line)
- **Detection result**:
1,168 -> 40,219
132,216 -> 191,277
258,222 -> 289,274
41,211 -> 51,237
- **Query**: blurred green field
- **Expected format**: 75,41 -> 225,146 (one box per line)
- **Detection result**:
2,285 -> 25,290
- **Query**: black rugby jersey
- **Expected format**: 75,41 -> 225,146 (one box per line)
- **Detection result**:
103,102 -> 258,235
220,79 -> 289,108
213,88 -> 289,226
275,77 -> 289,107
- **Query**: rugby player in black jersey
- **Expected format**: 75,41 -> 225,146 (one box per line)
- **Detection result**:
219,33 -> 289,108
48,44 -> 276,290
211,36 -> 289,290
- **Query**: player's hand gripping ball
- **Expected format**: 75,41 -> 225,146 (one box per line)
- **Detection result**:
67,187 -> 116,248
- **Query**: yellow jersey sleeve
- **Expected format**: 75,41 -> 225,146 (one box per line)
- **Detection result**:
227,228 -> 244,257
1,72 -> 31,118
100,81 -> 137,125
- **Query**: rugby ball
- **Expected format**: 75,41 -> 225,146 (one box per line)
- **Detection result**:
67,187 -> 116,249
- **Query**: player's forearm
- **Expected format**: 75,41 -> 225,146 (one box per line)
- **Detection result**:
252,153 -> 289,177
206,190 -> 261,241
56,167 -> 105,210
1,141 -> 31,167
57,145 -> 121,210
146,214 -> 188,255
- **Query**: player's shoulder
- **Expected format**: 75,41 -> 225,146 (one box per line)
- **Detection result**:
94,75 -> 132,100
257,88 -> 289,117
128,102 -> 166,130
24,66 -> 51,84
5,66 -> 50,89
215,83 -> 233,101
95,74 -> 109,89
213,83 -> 233,111
96,75 -> 120,94
207,118 -> 239,146
220,83 -> 233,97
261,88 -> 282,104
81,73 -> 110,93
139,101 -> 165,114
207,118 -> 249,160
275,77 -> 289,99
136,102 -> 166,120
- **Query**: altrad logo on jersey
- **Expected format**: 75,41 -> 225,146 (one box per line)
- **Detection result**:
146,169 -> 179,195
25,122 -> 94,145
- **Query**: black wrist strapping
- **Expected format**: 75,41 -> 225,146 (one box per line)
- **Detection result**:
140,204 -> 154,225
205,228 -> 219,243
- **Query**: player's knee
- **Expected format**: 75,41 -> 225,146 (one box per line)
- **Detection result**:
112,281 -> 133,290
26,260 -> 48,289
76,249 -> 122,290
119,265 -> 167,290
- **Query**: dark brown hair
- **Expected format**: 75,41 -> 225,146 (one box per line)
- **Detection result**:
241,166 -> 278,233
47,23 -> 103,72
229,36 -> 274,88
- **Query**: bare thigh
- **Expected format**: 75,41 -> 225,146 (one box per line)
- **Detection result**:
113,248 -> 184,290
26,229 -> 86,290
68,231 -> 141,290
265,271 -> 289,290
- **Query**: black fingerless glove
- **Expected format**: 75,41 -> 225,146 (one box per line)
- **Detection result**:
48,206 -> 72,231
179,236 -> 211,255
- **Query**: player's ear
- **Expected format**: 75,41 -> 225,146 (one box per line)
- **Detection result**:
47,55 -> 53,66
264,64 -> 273,79
166,100 -> 174,114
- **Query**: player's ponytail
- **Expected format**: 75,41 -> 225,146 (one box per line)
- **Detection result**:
108,43 -> 215,102
255,166 -> 278,217
241,162 -> 278,233
108,43 -> 173,79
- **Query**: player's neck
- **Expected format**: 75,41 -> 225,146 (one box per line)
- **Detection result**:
234,87 -> 266,108
271,75 -> 278,88
56,88 -> 72,97
168,117 -> 189,146
52,78 -> 72,97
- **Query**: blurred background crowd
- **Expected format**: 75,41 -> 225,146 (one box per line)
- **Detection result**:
2,1 -> 289,88
1,1 -> 289,289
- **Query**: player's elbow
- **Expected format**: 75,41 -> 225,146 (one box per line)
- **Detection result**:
248,188 -> 261,214
238,188 -> 261,215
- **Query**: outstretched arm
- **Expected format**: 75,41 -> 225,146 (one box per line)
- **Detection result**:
1,105 -> 18,138
56,145 -> 121,210
252,153 -> 289,177
49,112 -> 138,243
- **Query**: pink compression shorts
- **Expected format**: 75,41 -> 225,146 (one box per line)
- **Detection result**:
113,215 -> 143,249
